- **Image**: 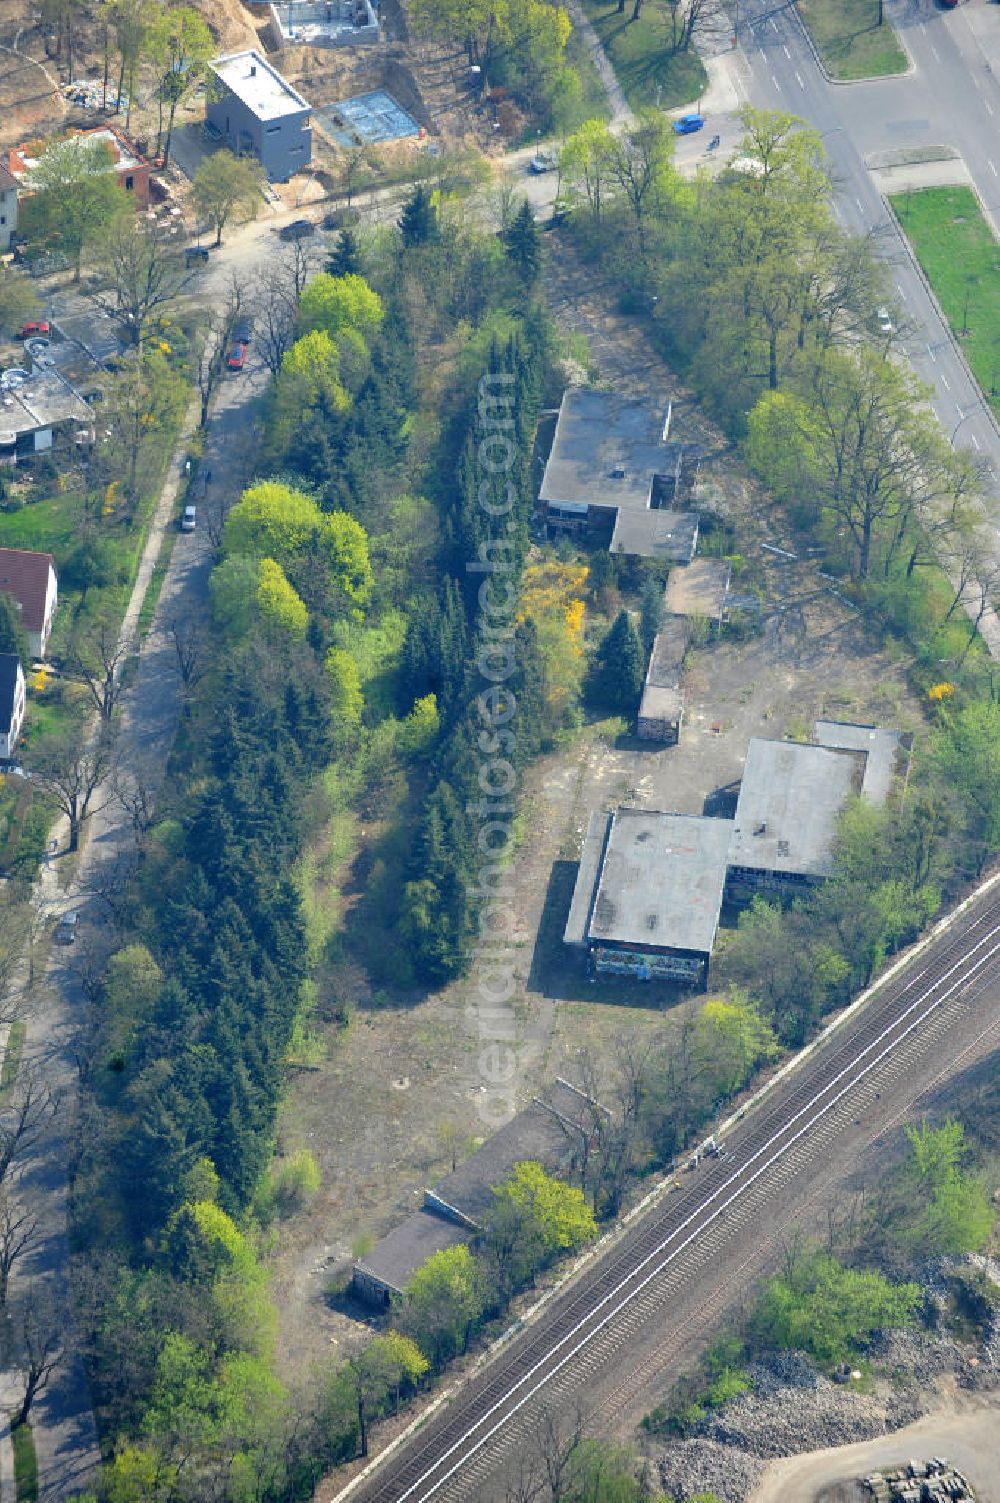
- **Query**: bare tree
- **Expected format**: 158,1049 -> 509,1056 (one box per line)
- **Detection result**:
113,767 -> 156,843
0,1065 -> 58,1189
14,1291 -> 62,1428
88,217 -> 191,349
0,1187 -> 39,1308
165,615 -> 210,698
200,483 -> 233,551
195,274 -> 243,426
531,1404 -> 586,1503
31,737 -> 115,853
62,612 -> 133,723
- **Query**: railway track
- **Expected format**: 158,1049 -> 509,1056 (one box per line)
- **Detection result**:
335,882 -> 1000,1503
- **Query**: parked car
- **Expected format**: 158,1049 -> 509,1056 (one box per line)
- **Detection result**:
185,245 -> 210,266
528,151 -> 556,174
19,320 -> 50,338
181,504 -> 197,532
55,911 -> 78,945
233,317 -> 253,345
227,342 -> 247,371
673,114 -> 705,135
278,218 -> 315,242
877,306 -> 894,335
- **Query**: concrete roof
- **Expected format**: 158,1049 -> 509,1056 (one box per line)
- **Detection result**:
210,50 -> 310,120
588,809 -> 732,957
665,558 -> 731,620
645,616 -> 688,689
610,507 -> 698,562
638,683 -> 685,724
814,720 -> 912,806
565,810 -> 612,947
0,367 -> 93,444
353,1209 -> 467,1298
540,388 -> 672,512
730,739 -> 866,878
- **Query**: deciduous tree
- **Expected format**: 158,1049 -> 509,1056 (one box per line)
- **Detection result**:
192,150 -> 266,247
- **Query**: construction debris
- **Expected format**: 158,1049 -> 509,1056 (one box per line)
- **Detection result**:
863,1457 -> 975,1502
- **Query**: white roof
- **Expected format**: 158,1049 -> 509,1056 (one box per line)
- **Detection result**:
210,50 -> 310,121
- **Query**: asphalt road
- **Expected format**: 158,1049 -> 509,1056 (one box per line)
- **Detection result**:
735,0 -> 1000,473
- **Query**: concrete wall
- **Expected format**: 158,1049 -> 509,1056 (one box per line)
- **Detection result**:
206,88 -> 311,181
268,0 -> 378,48
0,186 -> 16,251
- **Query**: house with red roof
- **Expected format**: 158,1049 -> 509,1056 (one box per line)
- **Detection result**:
5,126 -> 150,208
0,548 -> 58,659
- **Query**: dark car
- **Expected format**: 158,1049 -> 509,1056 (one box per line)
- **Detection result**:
19,321 -> 50,338
278,218 -> 315,242
227,342 -> 247,371
673,114 -> 705,135
55,911 -> 78,945
233,317 -> 253,345
185,244 -> 210,266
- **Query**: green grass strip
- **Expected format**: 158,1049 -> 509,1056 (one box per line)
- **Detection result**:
797,0 -> 907,80
578,0 -> 707,111
11,1417 -> 38,1503
890,186 -> 1000,422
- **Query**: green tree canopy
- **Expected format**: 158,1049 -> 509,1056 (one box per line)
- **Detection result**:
593,609 -> 645,715
257,557 -> 308,639
298,272 -> 384,342
751,1252 -> 920,1364
192,149 -> 266,247
23,134 -> 130,279
400,1244 -> 485,1368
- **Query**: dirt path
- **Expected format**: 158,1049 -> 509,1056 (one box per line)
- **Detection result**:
748,1395 -> 1000,1503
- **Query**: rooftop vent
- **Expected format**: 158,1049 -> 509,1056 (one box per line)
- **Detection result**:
777,839 -> 790,857
249,63 -> 257,76
753,821 -> 766,836
610,467 -> 627,480
646,913 -> 658,931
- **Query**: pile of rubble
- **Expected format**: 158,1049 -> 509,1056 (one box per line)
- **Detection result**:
655,1438 -> 764,1503
864,1456 -> 974,1501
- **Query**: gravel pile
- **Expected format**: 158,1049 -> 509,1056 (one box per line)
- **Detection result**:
656,1439 -> 764,1503
868,1325 -> 966,1385
697,1361 -> 921,1459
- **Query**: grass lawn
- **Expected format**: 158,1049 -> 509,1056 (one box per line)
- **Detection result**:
797,0 -> 907,80
579,0 -> 707,112
890,186 -> 1000,422
10,1417 -> 37,1503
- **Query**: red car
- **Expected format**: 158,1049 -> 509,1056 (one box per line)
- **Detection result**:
19,321 -> 50,338
227,341 -> 247,371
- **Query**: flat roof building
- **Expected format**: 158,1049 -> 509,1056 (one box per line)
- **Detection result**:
352,1080 -> 594,1306
541,389 -> 701,563
0,366 -> 94,466
728,739 -> 866,896
207,50 -> 311,181
665,557 -> 731,622
566,808 -> 732,988
813,720 -> 913,806
637,615 -> 688,745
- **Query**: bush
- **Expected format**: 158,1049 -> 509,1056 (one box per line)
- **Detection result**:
750,1252 -> 920,1364
270,1148 -> 321,1215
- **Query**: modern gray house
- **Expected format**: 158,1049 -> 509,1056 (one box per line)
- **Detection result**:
206,50 -> 311,182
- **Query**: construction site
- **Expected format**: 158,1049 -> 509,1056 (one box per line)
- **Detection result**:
864,1458 -> 976,1502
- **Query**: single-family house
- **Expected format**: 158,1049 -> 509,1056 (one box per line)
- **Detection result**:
0,163 -> 17,253
206,51 -> 312,181
6,126 -> 151,207
0,548 -> 58,659
0,654 -> 25,759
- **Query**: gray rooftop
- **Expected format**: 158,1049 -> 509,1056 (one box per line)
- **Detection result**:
210,50 -> 310,120
429,1079 -> 591,1226
565,810 -> 612,947
540,388 -> 673,513
646,616 -> 688,689
730,739 -> 866,878
0,367 -> 93,444
353,1209 -> 467,1298
638,683 -> 685,724
610,507 -> 698,562
665,558 -> 731,620
814,720 -> 912,806
588,809 -> 732,956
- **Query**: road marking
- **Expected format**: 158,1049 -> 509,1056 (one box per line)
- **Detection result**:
855,196 -> 864,213
772,73 -> 781,91
770,15 -> 778,28
919,20 -> 926,32
987,101 -> 995,117
896,283 -> 907,303
990,160 -> 998,177
941,374 -> 951,391
795,70 -> 804,88
974,75 -> 983,91
972,435 -> 982,451
927,344 -> 937,363
956,403 -> 965,423
759,47 -> 767,60
930,43 -> 940,61
783,43 -> 791,58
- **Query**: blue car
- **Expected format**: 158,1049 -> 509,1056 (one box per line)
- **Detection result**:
673,114 -> 705,135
